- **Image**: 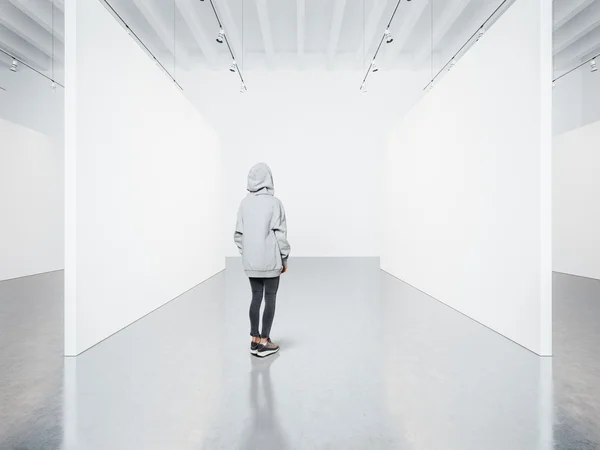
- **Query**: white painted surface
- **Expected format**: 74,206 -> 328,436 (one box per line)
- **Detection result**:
0,118 -> 63,281
0,64 -> 64,139
554,119 -> 600,281
221,75 -> 383,258
553,69 -> 584,136
553,58 -> 600,135
185,70 -> 426,258
64,0 -> 224,355
382,0 -> 552,355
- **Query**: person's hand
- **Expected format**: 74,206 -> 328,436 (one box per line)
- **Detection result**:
281,265 -> 288,274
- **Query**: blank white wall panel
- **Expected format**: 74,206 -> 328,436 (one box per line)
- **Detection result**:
220,75 -> 385,258
64,0 -> 224,356
0,118 -> 63,281
382,0 -> 552,355
554,119 -> 600,281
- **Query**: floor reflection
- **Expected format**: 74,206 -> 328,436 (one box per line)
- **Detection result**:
238,354 -> 289,450
1,261 -> 599,449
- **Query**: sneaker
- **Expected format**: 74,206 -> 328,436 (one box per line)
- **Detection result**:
256,338 -> 279,358
250,340 -> 259,355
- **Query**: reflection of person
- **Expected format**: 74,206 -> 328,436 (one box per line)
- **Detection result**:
240,355 -> 288,450
234,163 -> 291,358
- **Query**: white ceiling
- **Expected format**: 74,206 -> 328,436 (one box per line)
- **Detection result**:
1,0 -> 599,85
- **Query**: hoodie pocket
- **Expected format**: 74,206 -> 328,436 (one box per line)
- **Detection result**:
243,233 -> 281,273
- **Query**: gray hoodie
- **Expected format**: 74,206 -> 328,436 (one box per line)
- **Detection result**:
234,163 -> 291,278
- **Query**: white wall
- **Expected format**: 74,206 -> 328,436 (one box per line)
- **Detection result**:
64,0 -> 224,356
185,70 -> 424,258
382,0 -> 552,355
554,119 -> 600,280
553,69 -> 584,136
0,118 -> 63,281
553,59 -> 600,135
582,66 -> 600,127
222,74 -> 383,257
0,59 -> 64,282
0,64 -> 64,140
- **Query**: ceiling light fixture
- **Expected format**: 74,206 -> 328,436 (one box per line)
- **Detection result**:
477,27 -> 485,41
10,59 -> 17,72
592,59 -> 598,73
384,29 -> 394,44
216,28 -> 225,44
359,0 -> 404,92
51,80 -> 56,91
206,0 -> 247,91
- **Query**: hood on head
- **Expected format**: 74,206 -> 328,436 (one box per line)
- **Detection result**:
247,163 -> 274,195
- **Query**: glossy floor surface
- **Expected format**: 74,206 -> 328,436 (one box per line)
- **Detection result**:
1,259 -> 599,449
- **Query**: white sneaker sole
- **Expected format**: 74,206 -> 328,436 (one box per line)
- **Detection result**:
257,347 -> 279,357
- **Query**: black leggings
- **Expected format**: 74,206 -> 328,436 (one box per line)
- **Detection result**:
249,277 -> 280,339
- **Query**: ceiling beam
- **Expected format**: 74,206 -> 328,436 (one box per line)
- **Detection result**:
131,0 -> 190,70
355,0 -> 386,65
174,0 -> 218,67
554,25 -> 600,69
297,0 -> 305,67
8,0 -> 64,42
0,3 -> 64,61
554,0 -> 596,30
51,0 -> 64,12
553,0 -> 600,54
414,0 -> 474,65
327,0 -> 347,68
0,26 -> 51,70
256,0 -> 275,68
383,0 -> 427,66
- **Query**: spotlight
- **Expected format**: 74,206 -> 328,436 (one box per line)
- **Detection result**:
552,80 -> 556,87
371,61 -> 379,72
448,59 -> 456,70
384,29 -> 393,44
216,28 -> 225,44
592,59 -> 598,73
477,27 -> 485,40
240,83 -> 247,93
229,60 -> 237,73
10,59 -> 17,72
51,81 -> 56,91
360,83 -> 367,94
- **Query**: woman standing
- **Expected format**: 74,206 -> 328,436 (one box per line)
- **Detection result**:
234,163 -> 291,357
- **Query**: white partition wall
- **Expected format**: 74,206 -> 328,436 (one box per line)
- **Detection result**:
382,0 -> 552,355
64,0 -> 224,356
215,72 -> 390,258
554,120 -> 600,280
0,118 -> 63,281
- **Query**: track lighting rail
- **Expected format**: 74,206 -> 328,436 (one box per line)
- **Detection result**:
206,0 -> 247,91
359,0 -> 406,93
0,47 -> 65,89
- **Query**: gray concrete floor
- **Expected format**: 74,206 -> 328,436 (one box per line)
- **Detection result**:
0,258 -> 599,449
